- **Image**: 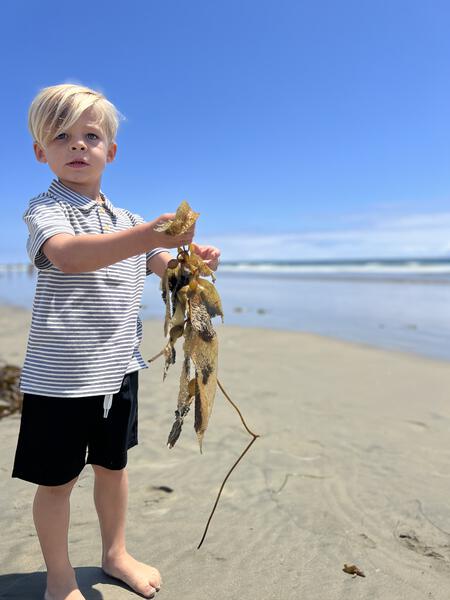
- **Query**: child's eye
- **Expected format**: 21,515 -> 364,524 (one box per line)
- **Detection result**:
87,133 -> 99,140
55,133 -> 67,140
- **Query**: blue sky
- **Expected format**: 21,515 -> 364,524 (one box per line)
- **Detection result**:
1,0 -> 450,261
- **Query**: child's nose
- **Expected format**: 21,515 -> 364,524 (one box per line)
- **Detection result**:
71,141 -> 86,150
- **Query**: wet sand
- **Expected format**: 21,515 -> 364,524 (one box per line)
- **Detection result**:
1,304 -> 450,599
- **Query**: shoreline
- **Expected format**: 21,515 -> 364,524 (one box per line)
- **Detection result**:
2,269 -> 450,362
217,269 -> 450,285
1,303 -> 449,367
3,260 -> 450,285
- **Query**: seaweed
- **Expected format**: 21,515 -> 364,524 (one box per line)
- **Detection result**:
0,363 -> 23,419
149,201 -> 260,548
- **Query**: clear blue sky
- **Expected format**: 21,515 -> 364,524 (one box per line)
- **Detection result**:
1,0 -> 450,261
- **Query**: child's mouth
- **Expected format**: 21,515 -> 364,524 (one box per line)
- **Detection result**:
67,161 -> 88,168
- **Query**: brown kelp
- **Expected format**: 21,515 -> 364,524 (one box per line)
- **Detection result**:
149,201 -> 260,548
0,363 -> 22,419
151,201 -> 221,451
343,564 -> 366,578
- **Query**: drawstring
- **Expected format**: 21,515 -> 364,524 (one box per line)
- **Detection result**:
103,393 -> 113,418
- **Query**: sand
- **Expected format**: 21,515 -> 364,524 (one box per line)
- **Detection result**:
1,304 -> 450,599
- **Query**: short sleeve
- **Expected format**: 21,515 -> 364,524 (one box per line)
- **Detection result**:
23,195 -> 75,269
122,209 -> 168,275
145,247 -> 170,275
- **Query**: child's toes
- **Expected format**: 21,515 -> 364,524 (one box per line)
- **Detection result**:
135,581 -> 156,598
102,554 -> 161,597
141,583 -> 157,598
145,566 -> 161,590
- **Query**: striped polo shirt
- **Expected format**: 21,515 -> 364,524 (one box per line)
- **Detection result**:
20,178 -> 166,398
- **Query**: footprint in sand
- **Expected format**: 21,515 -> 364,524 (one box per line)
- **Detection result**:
359,533 -> 377,549
404,420 -> 428,432
141,485 -> 175,516
395,503 -> 450,562
143,485 -> 174,506
396,529 -> 447,560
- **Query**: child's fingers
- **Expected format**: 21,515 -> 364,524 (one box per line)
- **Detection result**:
191,243 -> 220,257
203,257 -> 220,270
209,247 -> 220,258
155,213 -> 176,228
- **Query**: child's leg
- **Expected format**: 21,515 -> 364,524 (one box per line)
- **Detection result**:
92,465 -> 161,598
33,477 -> 86,600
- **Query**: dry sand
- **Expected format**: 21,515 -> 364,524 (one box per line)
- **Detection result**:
1,304 -> 450,599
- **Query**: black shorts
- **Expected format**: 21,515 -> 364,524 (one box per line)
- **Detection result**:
12,371 -> 139,487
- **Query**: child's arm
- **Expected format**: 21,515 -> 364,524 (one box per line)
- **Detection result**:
42,213 -> 194,273
147,251 -> 173,278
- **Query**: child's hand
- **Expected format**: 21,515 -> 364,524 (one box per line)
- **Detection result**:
149,213 -> 196,248
191,243 -> 221,271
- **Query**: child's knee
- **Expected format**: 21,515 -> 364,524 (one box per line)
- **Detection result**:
91,464 -> 126,478
36,476 -> 78,497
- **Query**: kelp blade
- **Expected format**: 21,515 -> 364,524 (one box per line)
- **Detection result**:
195,278 -> 224,320
154,201 -> 200,235
188,298 -> 218,451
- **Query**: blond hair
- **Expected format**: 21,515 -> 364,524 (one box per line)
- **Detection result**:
28,83 -> 121,147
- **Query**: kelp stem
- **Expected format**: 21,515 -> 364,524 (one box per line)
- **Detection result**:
148,349 -> 165,363
197,435 -> 258,549
197,378 -> 260,550
217,378 -> 259,438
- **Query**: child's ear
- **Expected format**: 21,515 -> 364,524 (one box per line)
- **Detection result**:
107,142 -> 117,163
33,142 -> 48,164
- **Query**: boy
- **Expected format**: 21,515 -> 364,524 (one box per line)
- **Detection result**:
12,84 -> 220,600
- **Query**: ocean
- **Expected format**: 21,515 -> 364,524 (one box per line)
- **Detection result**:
1,258 -> 450,361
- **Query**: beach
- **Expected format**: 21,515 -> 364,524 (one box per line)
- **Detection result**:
2,304 -> 450,599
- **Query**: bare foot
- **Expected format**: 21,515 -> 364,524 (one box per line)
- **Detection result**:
103,551 -> 161,598
44,571 -> 86,600
44,592 -> 85,600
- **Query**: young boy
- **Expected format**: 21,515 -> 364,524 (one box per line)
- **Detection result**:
12,83 -> 220,600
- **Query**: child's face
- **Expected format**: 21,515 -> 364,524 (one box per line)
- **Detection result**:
34,107 -> 117,195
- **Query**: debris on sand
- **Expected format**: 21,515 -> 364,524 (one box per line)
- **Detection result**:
0,363 -> 22,419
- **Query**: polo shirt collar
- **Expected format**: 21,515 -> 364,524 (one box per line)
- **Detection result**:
48,179 -> 117,215
101,194 -> 116,216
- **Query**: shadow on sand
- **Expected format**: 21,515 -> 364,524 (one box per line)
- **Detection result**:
0,566 -> 142,599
